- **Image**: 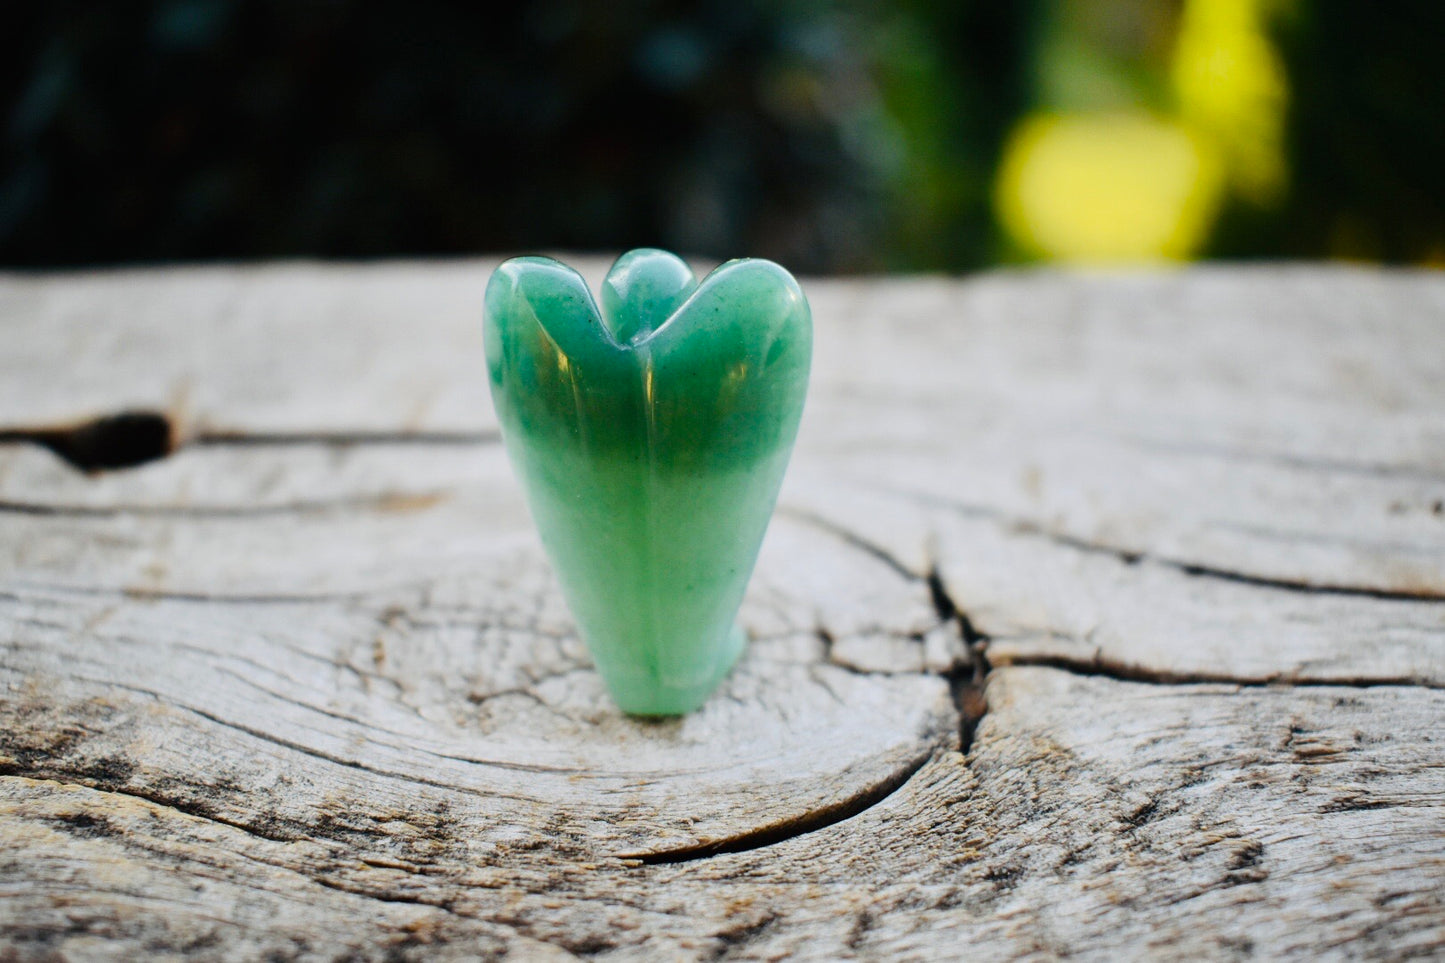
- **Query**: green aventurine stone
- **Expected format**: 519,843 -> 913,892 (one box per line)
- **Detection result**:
484,249 -> 812,715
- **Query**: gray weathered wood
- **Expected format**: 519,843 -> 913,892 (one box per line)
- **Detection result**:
1,261 -> 1442,960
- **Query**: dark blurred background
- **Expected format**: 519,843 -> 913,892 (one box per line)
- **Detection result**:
4,0 -> 1443,274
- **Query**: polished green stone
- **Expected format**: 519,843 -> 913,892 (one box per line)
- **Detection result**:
484,249 -> 811,715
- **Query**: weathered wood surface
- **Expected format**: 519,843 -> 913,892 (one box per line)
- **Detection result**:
0,261 -> 1442,961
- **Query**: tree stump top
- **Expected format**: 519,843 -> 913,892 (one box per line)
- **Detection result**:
1,261 -> 1442,960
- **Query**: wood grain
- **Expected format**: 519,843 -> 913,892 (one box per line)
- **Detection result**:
1,261 -> 1442,960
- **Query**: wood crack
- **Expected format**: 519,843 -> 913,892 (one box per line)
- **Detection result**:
781,507 -> 991,753
210,667 -> 600,774
927,566 -> 992,756
797,508 -> 1445,778
885,486 -> 1445,603
777,506 -> 920,580
611,524 -> 987,865
0,491 -> 450,519
5,579 -> 392,605
190,429 -> 500,448
1157,558 -> 1445,603
71,676 -> 588,786
0,772 -> 299,845
4,773 -> 475,927
0,409 -> 499,473
988,652 -> 1445,691
1118,435 -> 1445,485
310,875 -> 459,915
616,745 -> 939,865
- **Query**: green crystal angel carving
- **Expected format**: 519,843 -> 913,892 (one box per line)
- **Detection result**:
484,249 -> 812,715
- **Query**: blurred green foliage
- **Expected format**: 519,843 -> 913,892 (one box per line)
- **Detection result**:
1266,3 -> 1445,263
1,1 -> 1441,272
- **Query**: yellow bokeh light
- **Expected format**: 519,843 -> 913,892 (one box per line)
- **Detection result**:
1172,0 -> 1288,205
995,112 -> 1225,263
